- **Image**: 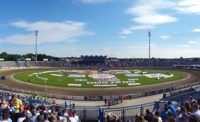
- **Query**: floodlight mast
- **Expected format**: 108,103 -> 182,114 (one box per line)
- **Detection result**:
35,30 -> 38,62
148,31 -> 151,59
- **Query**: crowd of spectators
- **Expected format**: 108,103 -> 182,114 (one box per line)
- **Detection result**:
1,57 -> 200,69
1,89 -> 200,122
0,92 -> 80,122
105,96 -> 200,122
23,57 -> 200,69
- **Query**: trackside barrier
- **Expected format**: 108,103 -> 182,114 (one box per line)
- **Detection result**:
44,104 -> 100,121
162,89 -> 200,106
0,81 -> 200,101
40,89 -> 200,122
101,102 -> 156,122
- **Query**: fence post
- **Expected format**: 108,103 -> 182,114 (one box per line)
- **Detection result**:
122,108 -> 126,122
140,105 -> 144,115
65,100 -> 67,108
83,107 -> 86,120
181,94 -> 184,106
98,107 -> 105,122
154,100 -> 160,110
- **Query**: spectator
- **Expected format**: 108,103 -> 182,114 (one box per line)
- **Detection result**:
36,115 -> 44,122
160,104 -> 169,122
178,107 -> 190,122
10,95 -> 23,122
138,115 -> 146,122
167,111 -> 175,122
154,111 -> 162,122
17,110 -> 28,122
106,113 -> 119,122
28,110 -> 37,122
175,107 -> 182,122
144,109 -> 153,122
152,117 -> 158,122
167,101 -> 176,118
185,102 -> 192,114
63,109 -> 69,118
192,103 -> 200,120
189,115 -> 199,122
43,113 -> 50,122
1,108 -> 12,122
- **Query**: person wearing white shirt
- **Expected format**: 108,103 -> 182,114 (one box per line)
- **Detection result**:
192,104 -> 200,120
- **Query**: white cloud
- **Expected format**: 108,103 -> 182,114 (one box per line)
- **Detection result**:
176,0 -> 200,14
133,14 -> 177,25
1,21 -> 93,45
192,28 -> 200,32
102,48 -> 110,51
120,36 -> 128,39
79,0 -> 111,4
160,35 -> 171,39
180,44 -> 190,48
120,29 -> 133,35
179,40 -> 198,48
126,0 -> 178,25
188,41 -> 197,44
120,25 -> 154,35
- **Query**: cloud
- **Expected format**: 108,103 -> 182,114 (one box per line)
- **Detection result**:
120,36 -> 128,39
120,29 -> 133,35
126,0 -> 178,26
192,28 -> 200,32
188,41 -> 197,44
179,40 -> 198,48
79,0 -> 111,4
1,21 -> 93,45
120,25 -> 154,35
176,0 -> 200,14
160,35 -> 171,40
133,14 -> 177,25
102,48 -> 110,51
180,44 -> 190,48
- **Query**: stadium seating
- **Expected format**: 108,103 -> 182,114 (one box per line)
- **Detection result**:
0,87 -> 200,122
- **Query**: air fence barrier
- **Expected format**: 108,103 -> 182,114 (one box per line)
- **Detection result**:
0,81 -> 200,101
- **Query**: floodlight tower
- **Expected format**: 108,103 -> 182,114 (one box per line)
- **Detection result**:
148,31 -> 151,59
35,30 -> 38,62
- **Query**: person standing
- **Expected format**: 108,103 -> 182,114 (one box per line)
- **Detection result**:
10,95 -> 22,122
104,98 -> 107,105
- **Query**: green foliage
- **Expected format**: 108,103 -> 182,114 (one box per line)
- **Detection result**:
0,52 -> 60,61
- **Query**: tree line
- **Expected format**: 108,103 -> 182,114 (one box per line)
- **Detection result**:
0,52 -> 60,61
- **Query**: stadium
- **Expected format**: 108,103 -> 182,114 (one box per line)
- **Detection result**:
0,59 -> 199,97
1,57 -> 200,121
1,0 -> 200,122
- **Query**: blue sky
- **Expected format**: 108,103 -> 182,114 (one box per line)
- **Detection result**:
0,0 -> 200,58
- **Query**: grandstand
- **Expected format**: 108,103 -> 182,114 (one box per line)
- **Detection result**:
1,57 -> 200,69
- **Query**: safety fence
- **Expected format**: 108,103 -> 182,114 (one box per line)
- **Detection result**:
46,87 -> 200,122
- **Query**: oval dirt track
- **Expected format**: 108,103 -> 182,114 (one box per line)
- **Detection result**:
0,68 -> 199,96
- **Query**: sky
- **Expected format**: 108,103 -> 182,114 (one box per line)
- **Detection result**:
0,0 -> 200,58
